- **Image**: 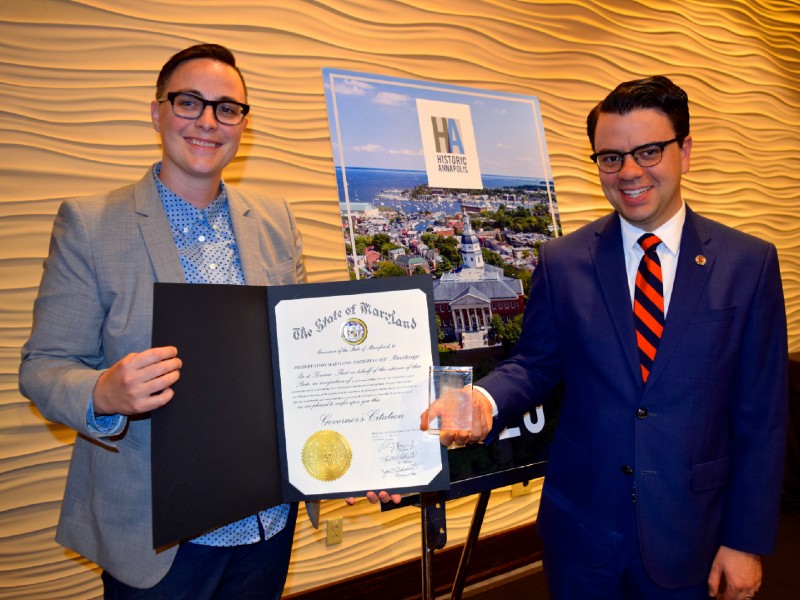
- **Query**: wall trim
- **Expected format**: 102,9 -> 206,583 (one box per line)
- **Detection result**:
284,522 -> 542,600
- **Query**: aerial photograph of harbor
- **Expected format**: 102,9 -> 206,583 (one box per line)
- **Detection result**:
324,69 -> 561,353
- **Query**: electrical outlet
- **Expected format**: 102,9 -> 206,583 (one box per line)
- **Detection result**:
326,517 -> 344,546
511,481 -> 532,497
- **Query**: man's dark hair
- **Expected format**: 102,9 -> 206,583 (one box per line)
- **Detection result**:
156,43 -> 247,100
586,75 -> 689,150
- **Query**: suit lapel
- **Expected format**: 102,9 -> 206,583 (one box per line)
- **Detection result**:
645,208 -> 713,389
134,175 -> 270,286
229,190 -> 269,286
133,172 -> 184,283
589,213 -> 642,384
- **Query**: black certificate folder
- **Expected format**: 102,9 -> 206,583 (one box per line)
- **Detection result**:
151,276 -> 448,548
151,283 -> 282,549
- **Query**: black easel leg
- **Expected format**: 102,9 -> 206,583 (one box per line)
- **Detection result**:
420,492 -> 448,600
451,490 -> 491,600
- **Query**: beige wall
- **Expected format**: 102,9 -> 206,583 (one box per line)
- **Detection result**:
1,1 -> 798,597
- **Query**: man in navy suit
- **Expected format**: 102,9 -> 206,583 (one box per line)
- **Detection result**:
425,76 -> 788,599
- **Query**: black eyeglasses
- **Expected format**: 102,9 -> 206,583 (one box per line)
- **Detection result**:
158,92 -> 250,125
590,138 -> 679,174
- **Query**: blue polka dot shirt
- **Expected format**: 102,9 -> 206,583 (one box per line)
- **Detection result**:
154,163 -> 289,547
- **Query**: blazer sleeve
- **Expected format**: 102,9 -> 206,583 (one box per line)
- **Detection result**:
19,198 -> 114,438
478,240 -> 564,440
722,242 -> 788,554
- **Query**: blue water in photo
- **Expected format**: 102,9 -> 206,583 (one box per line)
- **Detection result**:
336,167 -> 553,215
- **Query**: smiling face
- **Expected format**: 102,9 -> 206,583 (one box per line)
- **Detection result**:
151,58 -> 248,207
593,108 -> 691,232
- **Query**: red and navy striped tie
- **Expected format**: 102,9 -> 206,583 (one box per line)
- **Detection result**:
633,233 -> 664,383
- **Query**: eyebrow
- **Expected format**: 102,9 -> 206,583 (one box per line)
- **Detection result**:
174,89 -> 245,103
595,141 -> 663,154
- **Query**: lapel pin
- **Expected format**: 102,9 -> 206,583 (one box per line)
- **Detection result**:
695,255 -> 706,266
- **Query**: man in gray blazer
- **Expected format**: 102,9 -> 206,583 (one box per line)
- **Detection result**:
19,44 -> 306,598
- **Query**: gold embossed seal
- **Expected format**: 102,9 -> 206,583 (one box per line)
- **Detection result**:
341,318 -> 367,345
302,430 -> 352,481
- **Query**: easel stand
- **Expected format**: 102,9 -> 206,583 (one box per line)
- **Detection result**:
389,461 -> 547,600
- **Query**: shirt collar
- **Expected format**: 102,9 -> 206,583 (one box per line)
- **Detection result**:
151,162 -> 229,223
620,201 -> 686,256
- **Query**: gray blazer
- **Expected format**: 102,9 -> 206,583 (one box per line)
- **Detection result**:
19,168 -> 306,588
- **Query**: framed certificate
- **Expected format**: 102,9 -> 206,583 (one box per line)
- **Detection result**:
268,275 -> 449,500
151,276 -> 448,547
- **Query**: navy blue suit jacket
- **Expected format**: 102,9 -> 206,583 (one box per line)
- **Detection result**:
479,206 -> 787,588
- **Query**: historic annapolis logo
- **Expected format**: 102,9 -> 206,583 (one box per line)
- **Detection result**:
341,318 -> 368,345
416,98 -> 482,189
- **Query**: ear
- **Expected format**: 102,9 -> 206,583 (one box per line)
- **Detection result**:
151,100 -> 161,132
680,135 -> 692,174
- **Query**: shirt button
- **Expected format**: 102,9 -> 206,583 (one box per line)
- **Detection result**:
182,227 -> 189,233
636,407 -> 648,419
621,465 -> 633,475
198,235 -> 206,242
209,263 -> 217,270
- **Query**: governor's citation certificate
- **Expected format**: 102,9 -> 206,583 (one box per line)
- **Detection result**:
268,276 -> 449,499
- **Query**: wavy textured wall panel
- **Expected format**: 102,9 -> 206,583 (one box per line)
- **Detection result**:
1,1 -> 798,597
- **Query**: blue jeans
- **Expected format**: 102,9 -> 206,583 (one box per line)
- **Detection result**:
103,503 -> 298,600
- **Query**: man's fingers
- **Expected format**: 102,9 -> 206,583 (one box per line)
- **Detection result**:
467,400 -> 485,442
422,392 -> 493,447
127,346 -> 179,369
116,347 -> 181,387
143,385 -> 176,411
142,364 -> 181,396
133,350 -> 182,386
350,491 -> 402,505
93,347 -> 183,415
439,431 -> 456,447
420,409 -> 431,431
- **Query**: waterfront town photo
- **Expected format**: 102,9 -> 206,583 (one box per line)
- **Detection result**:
340,170 -> 560,351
